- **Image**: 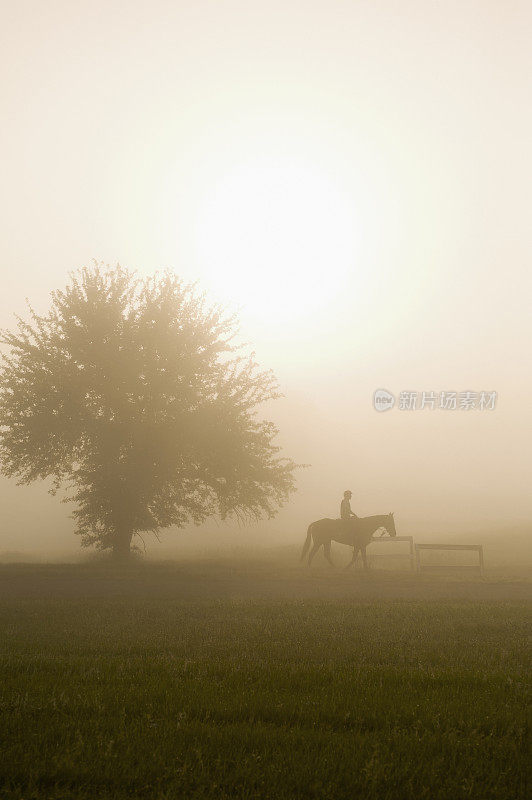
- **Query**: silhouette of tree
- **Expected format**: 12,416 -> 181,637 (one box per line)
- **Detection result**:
0,264 -> 297,558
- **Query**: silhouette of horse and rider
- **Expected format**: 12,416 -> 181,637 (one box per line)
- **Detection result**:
301,490 -> 397,569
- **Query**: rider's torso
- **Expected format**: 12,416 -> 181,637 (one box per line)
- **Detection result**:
340,498 -> 351,519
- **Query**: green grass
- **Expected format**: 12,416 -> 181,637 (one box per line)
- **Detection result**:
0,598 -> 529,799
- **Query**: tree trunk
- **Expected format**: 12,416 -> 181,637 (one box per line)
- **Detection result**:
112,528 -> 133,560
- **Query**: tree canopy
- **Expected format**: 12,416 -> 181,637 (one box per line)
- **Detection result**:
0,264 -> 297,556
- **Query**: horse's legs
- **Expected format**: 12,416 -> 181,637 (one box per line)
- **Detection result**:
344,546 -> 359,569
307,542 -> 321,566
361,546 -> 369,571
324,541 -> 335,567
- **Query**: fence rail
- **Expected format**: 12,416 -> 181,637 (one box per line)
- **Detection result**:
415,543 -> 484,574
368,536 -> 415,571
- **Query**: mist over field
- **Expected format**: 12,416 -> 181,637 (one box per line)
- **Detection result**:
1,337 -> 531,566
0,4 -> 530,799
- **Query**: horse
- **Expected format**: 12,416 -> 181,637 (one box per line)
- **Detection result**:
300,513 -> 397,569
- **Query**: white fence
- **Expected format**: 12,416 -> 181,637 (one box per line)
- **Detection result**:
415,543 -> 484,575
368,536 -> 415,571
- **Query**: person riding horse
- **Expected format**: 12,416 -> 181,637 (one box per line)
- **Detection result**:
301,510 -> 397,567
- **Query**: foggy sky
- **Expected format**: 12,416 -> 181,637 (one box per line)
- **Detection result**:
1,1 -> 530,556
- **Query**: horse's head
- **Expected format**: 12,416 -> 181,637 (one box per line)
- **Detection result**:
385,512 -> 397,537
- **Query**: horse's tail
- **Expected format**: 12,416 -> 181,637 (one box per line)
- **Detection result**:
300,523 -> 314,561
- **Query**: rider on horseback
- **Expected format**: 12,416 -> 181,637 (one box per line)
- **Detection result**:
340,490 -> 358,535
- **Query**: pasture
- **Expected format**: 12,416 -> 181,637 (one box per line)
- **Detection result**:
0,559 -> 530,799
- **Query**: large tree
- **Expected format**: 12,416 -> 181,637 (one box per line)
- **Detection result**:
0,264 -> 297,557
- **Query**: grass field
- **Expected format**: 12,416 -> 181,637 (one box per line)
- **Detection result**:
0,563 -> 530,799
